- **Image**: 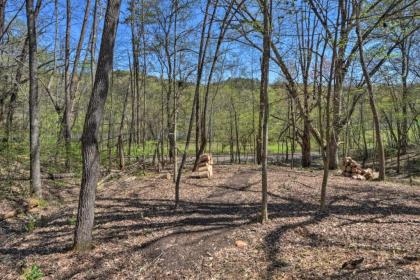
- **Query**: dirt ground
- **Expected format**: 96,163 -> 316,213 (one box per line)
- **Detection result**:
1,165 -> 419,279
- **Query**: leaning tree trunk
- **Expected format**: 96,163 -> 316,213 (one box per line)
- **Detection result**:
174,0 -> 212,206
355,2 -> 385,180
74,0 -> 121,251
26,0 -> 42,198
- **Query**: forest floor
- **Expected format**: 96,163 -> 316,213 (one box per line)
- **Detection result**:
1,164 -> 419,279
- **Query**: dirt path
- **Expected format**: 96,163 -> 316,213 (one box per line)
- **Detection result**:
1,165 -> 419,279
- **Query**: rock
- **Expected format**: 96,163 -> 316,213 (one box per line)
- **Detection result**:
235,240 -> 248,248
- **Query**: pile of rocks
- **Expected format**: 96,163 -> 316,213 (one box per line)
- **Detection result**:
341,157 -> 373,180
192,154 -> 213,179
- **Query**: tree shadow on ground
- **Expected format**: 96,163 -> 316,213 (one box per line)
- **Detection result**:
1,169 -> 419,279
262,182 -> 420,279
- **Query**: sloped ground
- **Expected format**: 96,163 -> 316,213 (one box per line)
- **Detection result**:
1,165 -> 419,279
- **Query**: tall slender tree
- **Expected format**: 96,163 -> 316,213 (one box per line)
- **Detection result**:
74,0 -> 122,251
260,0 -> 272,223
26,0 -> 42,197
354,0 -> 385,180
63,0 -> 72,169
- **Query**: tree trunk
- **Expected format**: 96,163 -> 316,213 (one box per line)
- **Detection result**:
233,102 -> 241,164
260,0 -> 271,223
0,0 -> 6,37
172,0 -> 178,182
118,81 -> 130,171
301,118 -> 311,167
400,41 -> 409,155
26,0 -> 42,198
74,0 -> 121,251
90,0 -> 99,84
193,0 -> 238,170
327,137 -> 339,169
360,98 -> 368,167
174,0 -> 213,206
63,0 -> 72,169
319,8 -> 336,211
355,0 -> 385,180
127,55 -> 135,159
107,73 -> 114,172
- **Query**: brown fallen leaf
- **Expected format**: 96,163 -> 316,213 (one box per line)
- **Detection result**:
235,240 -> 248,248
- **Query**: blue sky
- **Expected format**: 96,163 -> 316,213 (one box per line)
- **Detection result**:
5,0 -> 269,82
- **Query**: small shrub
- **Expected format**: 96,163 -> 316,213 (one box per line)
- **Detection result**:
68,216 -> 77,225
24,215 -> 38,233
37,199 -> 48,209
22,264 -> 43,280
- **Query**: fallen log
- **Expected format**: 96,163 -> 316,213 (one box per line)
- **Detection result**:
191,170 -> 210,179
198,165 -> 212,173
199,154 -> 212,162
341,157 -> 374,180
197,161 -> 210,168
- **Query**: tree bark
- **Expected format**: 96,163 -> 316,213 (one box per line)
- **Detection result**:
63,0 -> 72,169
74,0 -> 121,251
26,0 -> 42,198
260,0 -> 271,223
118,82 -> 130,171
0,0 -> 6,37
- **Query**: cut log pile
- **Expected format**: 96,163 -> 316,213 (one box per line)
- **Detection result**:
191,154 -> 213,179
341,157 -> 373,180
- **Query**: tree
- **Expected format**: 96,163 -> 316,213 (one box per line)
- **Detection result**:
0,0 -> 6,37
174,0 -> 213,206
354,0 -> 385,180
295,6 -> 317,168
193,0 -> 241,171
63,0 -> 72,169
260,0 -> 272,223
308,0 -> 416,169
74,0 -> 122,251
26,0 -> 42,198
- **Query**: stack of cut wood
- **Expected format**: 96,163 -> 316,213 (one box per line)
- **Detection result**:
192,154 -> 213,179
341,157 -> 373,180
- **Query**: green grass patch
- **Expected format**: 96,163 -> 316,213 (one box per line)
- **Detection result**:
21,264 -> 43,280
